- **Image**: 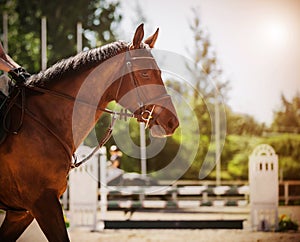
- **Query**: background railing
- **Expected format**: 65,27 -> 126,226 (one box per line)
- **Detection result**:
104,180 -> 300,210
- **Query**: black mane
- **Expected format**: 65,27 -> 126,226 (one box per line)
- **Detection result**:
26,41 -> 128,87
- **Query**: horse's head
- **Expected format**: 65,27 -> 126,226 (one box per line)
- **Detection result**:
115,24 -> 179,137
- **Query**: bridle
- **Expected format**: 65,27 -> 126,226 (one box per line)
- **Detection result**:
115,50 -> 171,129
8,46 -> 172,168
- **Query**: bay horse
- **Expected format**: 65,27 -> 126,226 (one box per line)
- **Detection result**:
0,24 -> 179,241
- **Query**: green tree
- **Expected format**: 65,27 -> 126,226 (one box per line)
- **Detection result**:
187,8 -> 229,107
226,106 -> 265,136
220,135 -> 261,180
182,9 -> 229,179
265,134 -> 300,180
271,93 -> 300,133
0,0 -> 121,73
220,134 -> 300,181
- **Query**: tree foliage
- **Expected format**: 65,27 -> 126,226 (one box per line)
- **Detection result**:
217,134 -> 300,180
266,134 -> 300,179
226,106 -> 265,136
187,9 -> 229,107
178,9 -> 299,181
0,0 -> 121,73
181,9 -> 229,179
272,93 -> 300,133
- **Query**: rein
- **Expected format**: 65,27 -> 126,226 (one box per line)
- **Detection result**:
26,85 -> 135,119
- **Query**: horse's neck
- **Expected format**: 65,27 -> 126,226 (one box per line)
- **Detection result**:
31,58 -> 123,153
71,60 -> 122,148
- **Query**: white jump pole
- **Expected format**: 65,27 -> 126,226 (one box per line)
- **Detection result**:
140,122 -> 147,177
215,87 -> 221,186
41,16 -> 47,70
76,22 -> 83,53
99,152 -> 107,229
2,11 -> 8,52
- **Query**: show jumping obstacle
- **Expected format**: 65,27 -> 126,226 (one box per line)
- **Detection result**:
67,145 -> 247,230
67,144 -> 281,231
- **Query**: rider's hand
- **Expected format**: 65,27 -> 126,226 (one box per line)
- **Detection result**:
8,67 -> 31,85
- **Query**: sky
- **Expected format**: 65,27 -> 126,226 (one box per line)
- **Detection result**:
118,0 -> 300,125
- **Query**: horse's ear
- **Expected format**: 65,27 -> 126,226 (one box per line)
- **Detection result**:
144,28 -> 159,48
132,23 -> 144,49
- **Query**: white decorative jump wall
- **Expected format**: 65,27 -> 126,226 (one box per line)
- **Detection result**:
68,145 -> 106,230
249,144 -> 278,231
